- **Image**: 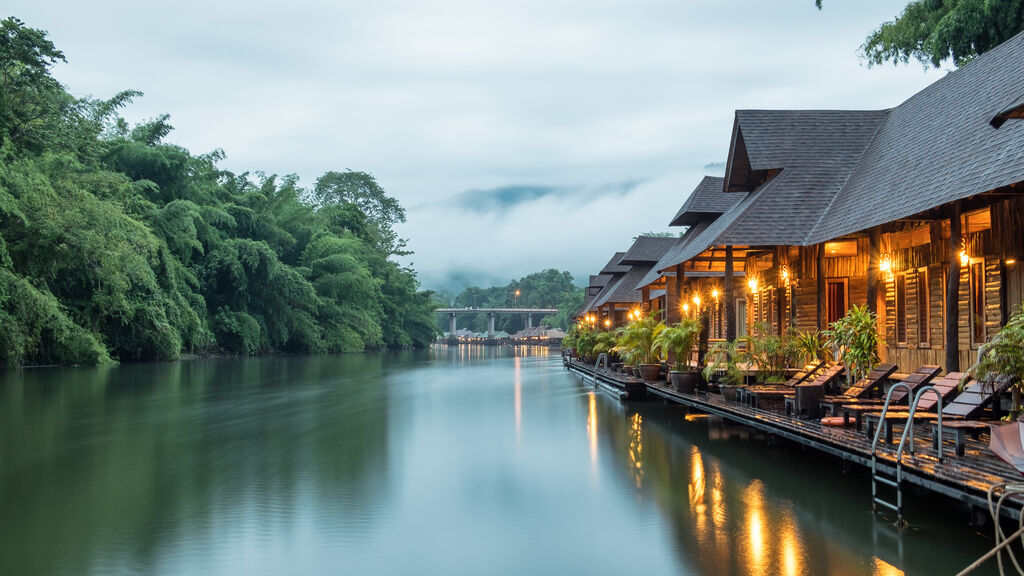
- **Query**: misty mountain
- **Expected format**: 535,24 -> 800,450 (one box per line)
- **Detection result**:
414,181 -> 641,213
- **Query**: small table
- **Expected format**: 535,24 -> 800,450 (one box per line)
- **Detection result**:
931,420 -> 989,457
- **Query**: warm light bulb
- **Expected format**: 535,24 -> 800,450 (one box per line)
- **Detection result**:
682,303 -> 690,313
711,288 -> 719,300
604,319 -> 611,327
748,277 -> 758,292
960,250 -> 969,266
879,254 -> 892,273
693,295 -> 701,307
780,265 -> 790,282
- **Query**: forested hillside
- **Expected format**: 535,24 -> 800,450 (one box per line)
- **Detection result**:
437,269 -> 584,333
0,18 -> 436,367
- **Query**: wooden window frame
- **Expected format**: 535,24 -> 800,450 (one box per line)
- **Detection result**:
917,267 -> 930,348
895,272 -> 908,346
826,278 -> 849,326
970,259 -> 987,347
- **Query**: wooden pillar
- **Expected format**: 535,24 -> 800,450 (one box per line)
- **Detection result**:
641,286 -> 650,315
666,273 -> 680,324
698,306 -> 710,367
607,302 -> 616,327
946,201 -> 962,372
674,264 -> 685,323
817,243 -> 827,330
725,246 -> 736,341
867,229 -> 881,315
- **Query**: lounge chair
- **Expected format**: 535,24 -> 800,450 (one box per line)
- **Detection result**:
821,365 -> 941,420
864,374 -> 1014,443
837,369 -> 957,431
739,360 -> 827,407
779,363 -> 847,417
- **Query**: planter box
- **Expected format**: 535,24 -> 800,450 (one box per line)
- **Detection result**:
670,371 -> 699,393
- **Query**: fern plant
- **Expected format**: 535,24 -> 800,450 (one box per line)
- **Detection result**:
653,318 -> 702,371
702,339 -> 745,386
613,314 -> 665,365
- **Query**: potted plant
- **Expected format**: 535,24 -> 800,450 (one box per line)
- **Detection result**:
591,330 -> 618,369
964,303 -> 1024,417
653,318 -> 703,392
824,305 -> 879,387
614,314 -> 666,382
702,339 -> 746,400
748,322 -> 802,383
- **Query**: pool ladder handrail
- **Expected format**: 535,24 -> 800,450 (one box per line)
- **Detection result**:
594,353 -> 609,371
871,383 -> 945,525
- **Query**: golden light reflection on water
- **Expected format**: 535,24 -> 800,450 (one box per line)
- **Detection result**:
710,463 -> 726,536
627,412 -> 644,489
872,557 -> 905,576
745,480 -> 767,576
690,447 -> 707,538
587,392 -> 598,470
514,357 -> 522,441
779,508 -> 804,576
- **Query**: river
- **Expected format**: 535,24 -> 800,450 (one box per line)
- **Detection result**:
0,346 -> 997,575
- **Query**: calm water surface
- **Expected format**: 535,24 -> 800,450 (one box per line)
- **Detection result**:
0,347 -> 995,575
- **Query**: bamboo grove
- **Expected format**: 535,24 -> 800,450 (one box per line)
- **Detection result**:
0,18 -> 437,367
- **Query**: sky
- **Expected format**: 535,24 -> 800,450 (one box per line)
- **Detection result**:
10,0 -> 951,292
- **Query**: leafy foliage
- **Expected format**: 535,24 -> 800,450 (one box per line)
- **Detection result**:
819,0 -> 1024,68
964,301 -> 1024,412
746,323 -> 802,383
613,315 -> 665,366
447,269 -> 583,332
824,305 -> 880,384
0,18 -> 436,367
702,340 -> 745,386
653,319 -> 702,371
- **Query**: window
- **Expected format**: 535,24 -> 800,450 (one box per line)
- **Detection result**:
736,298 -> 747,338
971,260 -> 986,345
895,274 -> 907,344
826,279 -> 848,325
917,268 -> 929,347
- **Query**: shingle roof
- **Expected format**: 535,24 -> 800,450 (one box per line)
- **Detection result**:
715,110 -> 889,246
634,222 -> 708,289
589,274 -> 612,288
807,31 -> 1024,243
619,235 -> 678,265
599,252 -> 630,275
592,264 -> 654,307
669,176 -> 739,226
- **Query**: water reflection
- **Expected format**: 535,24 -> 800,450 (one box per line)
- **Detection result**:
587,392 -> 598,472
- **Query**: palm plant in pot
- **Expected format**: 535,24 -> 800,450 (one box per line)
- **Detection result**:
614,314 -> 666,382
824,305 -> 879,390
702,339 -> 746,401
653,318 -> 703,392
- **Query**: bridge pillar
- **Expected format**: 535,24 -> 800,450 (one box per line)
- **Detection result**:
526,313 -> 533,329
448,312 -> 458,345
487,312 -> 496,337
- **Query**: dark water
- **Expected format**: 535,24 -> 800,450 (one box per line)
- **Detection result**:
0,347 -> 996,575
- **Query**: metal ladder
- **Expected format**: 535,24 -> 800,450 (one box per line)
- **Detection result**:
871,383 -> 945,525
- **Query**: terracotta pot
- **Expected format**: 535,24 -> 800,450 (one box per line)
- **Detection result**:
670,370 -> 699,393
638,363 -> 661,382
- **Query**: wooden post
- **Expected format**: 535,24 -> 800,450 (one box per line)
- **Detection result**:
867,229 -> 881,315
607,302 -> 616,327
641,286 -> 650,315
674,263 -> 685,322
946,201 -> 962,372
817,243 -> 827,330
725,246 -> 736,341
666,273 -> 680,324
698,306 -> 710,368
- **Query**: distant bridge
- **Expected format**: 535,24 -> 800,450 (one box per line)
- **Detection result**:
435,308 -> 558,339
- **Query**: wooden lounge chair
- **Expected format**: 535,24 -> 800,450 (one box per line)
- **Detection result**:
836,368 -> 954,430
817,362 -> 898,405
780,363 -> 847,417
821,365 -> 941,419
864,374 -> 1014,443
739,360 -> 827,407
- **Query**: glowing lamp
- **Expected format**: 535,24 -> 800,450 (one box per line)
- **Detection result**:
693,294 -> 701,307
682,303 -> 690,314
711,288 -> 719,300
604,319 -> 611,328
748,277 -> 758,292
879,254 -> 892,274
959,249 -> 969,267
1007,259 -> 1017,265
780,265 -> 790,284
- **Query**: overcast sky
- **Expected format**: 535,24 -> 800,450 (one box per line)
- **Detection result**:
11,0 -> 950,291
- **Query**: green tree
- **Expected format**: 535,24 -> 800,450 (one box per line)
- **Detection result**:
818,0 -> 1024,67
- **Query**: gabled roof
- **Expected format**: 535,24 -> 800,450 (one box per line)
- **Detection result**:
669,176 -> 738,226
589,274 -> 612,288
634,221 -> 708,289
599,252 -> 630,275
592,264 -> 654,307
809,31 -> 1024,243
619,235 -> 678,265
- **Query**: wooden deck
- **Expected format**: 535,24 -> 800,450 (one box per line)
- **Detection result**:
565,358 -> 1024,520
